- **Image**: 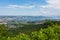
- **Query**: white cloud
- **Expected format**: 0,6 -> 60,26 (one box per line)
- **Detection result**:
40,0 -> 60,16
6,5 -> 35,9
41,0 -> 60,9
47,0 -> 60,9
47,0 -> 60,4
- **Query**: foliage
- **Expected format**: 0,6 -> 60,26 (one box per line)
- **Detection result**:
0,21 -> 60,40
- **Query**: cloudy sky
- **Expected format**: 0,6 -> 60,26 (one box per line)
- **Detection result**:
0,0 -> 60,16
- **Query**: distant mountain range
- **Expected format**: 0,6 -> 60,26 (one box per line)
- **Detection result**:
0,16 -> 60,22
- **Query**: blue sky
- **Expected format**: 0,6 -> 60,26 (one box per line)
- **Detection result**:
0,0 -> 60,16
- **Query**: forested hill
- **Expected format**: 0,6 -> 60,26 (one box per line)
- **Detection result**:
0,20 -> 60,40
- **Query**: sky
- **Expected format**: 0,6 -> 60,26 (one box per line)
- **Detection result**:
0,0 -> 60,16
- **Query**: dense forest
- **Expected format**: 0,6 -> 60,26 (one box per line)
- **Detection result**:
0,20 -> 60,40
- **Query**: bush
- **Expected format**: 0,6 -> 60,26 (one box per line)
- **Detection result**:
0,21 -> 60,40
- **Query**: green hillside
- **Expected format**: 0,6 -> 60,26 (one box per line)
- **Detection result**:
0,20 -> 60,40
